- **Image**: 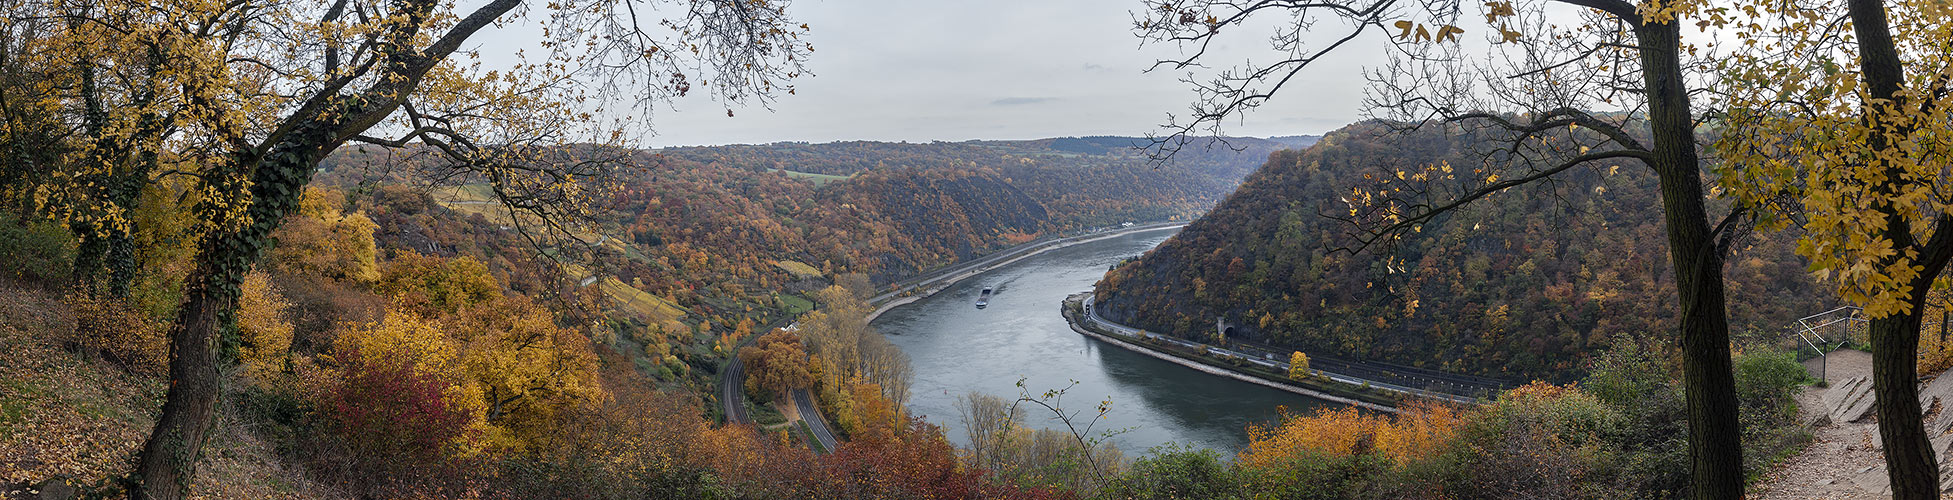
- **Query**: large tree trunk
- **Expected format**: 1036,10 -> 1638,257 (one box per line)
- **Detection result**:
69,48 -> 159,298
130,3 -> 522,496
132,123 -> 335,499
1635,20 -> 1745,500
72,222 -> 108,289
100,161 -> 150,297
1871,305 -> 1939,497
1844,0 -> 1943,494
71,174 -> 143,297
69,51 -> 114,293
127,262 -> 234,499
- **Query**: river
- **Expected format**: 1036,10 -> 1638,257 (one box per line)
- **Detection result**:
870,227 -> 1333,454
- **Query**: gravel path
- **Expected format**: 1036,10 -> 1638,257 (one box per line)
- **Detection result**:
1754,350 -> 1888,499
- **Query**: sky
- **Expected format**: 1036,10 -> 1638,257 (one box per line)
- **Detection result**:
476,0 -> 1386,147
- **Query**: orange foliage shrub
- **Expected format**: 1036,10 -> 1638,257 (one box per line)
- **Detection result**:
1240,400 -> 1464,469
811,414 -> 1070,499
1241,406 -> 1388,468
740,329 -> 813,397
1374,401 -> 1463,462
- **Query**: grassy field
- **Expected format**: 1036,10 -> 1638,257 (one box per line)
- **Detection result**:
437,184 -> 679,327
775,293 -> 815,317
770,168 -> 851,187
429,183 -> 499,204
594,277 -> 690,332
557,262 -> 690,333
772,260 -> 822,279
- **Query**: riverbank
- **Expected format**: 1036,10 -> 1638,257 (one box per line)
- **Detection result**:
724,220 -> 1186,446
877,226 -> 1333,452
865,222 -> 1186,322
1061,293 -> 1402,412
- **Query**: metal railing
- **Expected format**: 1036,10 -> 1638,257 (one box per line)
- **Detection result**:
1790,306 -> 1867,382
1789,305 -> 1953,381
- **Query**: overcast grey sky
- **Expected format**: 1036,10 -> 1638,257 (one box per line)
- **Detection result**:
485,0 -> 1384,147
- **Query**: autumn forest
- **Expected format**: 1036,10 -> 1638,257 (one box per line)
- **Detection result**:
7,0 -> 1953,499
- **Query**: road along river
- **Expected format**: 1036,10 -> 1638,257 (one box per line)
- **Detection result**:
871,227 -> 1335,454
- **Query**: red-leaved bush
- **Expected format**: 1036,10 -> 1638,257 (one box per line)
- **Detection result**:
796,415 -> 1077,500
324,345 -> 471,469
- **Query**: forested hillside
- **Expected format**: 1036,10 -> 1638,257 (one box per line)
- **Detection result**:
653,136 -> 1287,230
0,132 -> 1287,497
311,136 -> 1286,385
1094,122 -> 1826,381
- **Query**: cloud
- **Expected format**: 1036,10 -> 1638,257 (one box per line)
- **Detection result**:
990,96 -> 1057,106
514,0 -> 1375,146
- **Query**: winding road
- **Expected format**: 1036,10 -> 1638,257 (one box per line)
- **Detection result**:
721,347 -> 751,425
792,389 -> 840,453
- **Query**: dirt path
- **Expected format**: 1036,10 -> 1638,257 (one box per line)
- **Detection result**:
1754,350 -> 1888,499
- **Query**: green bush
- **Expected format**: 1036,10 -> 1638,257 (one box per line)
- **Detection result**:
1576,338 -> 1813,496
1236,450 -> 1388,500
1456,386 -> 1626,499
1733,349 -> 1808,423
1099,444 -> 1243,499
1733,348 -> 1814,474
664,357 -> 690,378
749,401 -> 786,426
0,212 -> 74,287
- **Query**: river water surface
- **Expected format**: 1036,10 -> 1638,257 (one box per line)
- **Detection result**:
871,227 -> 1332,454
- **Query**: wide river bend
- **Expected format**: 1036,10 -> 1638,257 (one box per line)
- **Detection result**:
870,227 -> 1332,454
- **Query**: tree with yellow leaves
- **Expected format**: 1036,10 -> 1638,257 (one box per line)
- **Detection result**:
331,273 -> 607,460
0,13 -> 66,219
1287,351 -> 1311,381
446,294 -> 604,453
2,1 -> 177,298
739,329 -> 814,399
0,1 -> 815,495
375,252 -> 502,317
798,285 -> 913,408
1713,0 -> 1953,493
